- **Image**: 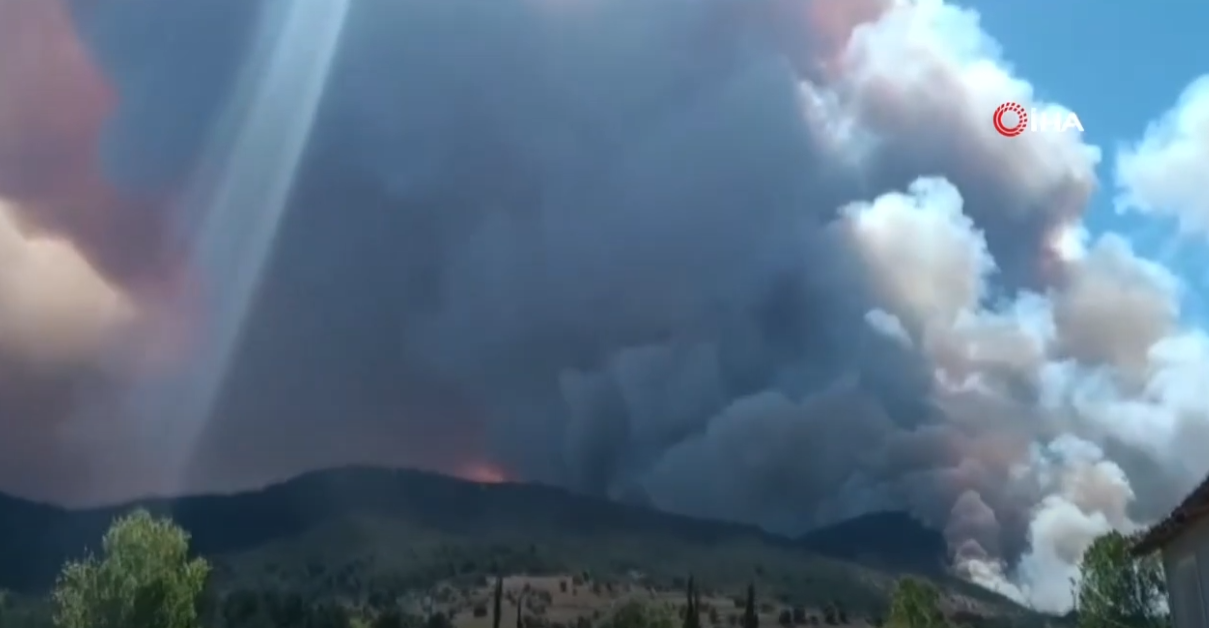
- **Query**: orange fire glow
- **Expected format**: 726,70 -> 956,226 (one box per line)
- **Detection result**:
455,462 -> 510,485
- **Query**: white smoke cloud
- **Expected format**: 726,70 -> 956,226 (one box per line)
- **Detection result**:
825,106 -> 1209,608
632,146 -> 1203,611
827,173 -> 1208,611
0,197 -> 134,367
865,308 -> 912,347
784,8 -> 1207,610
801,0 -> 1100,243
1115,75 -> 1209,235
844,178 -> 993,330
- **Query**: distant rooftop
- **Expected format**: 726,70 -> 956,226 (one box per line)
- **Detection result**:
1133,473 -> 1209,556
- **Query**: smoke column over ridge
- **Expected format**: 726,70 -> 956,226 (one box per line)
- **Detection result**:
1,0 -> 1208,612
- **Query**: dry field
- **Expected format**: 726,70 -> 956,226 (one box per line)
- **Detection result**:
420,574 -> 872,628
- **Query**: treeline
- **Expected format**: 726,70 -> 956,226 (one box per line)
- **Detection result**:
0,510 -> 1173,628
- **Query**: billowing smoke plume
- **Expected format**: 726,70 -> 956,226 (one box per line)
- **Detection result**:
0,0 -> 199,495
1,0 -> 1207,613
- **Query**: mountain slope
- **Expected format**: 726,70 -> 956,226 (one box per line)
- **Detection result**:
0,466 -> 1031,623
799,511 -> 948,572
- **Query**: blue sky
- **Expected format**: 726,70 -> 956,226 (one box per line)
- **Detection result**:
961,0 -> 1209,317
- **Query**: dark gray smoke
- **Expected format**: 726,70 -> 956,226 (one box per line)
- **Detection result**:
3,0 -> 1207,612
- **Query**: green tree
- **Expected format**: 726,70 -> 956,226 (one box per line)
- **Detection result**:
610,601 -> 676,628
1077,531 -> 1168,628
886,577 -> 946,628
51,509 -> 210,628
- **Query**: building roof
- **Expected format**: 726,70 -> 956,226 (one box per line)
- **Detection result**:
1133,473 -> 1209,556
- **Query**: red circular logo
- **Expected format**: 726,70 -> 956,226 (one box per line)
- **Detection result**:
993,102 -> 1027,137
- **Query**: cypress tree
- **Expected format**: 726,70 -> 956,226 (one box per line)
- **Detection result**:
684,576 -> 700,628
695,587 -> 703,627
493,576 -> 503,628
743,584 -> 758,628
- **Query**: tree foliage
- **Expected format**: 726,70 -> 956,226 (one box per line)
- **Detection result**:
886,577 -> 946,628
684,576 -> 701,628
609,600 -> 676,628
1076,531 -> 1168,628
493,575 -> 504,628
743,584 -> 758,628
51,509 -> 210,628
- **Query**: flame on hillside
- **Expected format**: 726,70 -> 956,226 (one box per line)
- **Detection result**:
455,461 -> 510,485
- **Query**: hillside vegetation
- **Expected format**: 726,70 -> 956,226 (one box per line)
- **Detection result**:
0,467 -> 1057,628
